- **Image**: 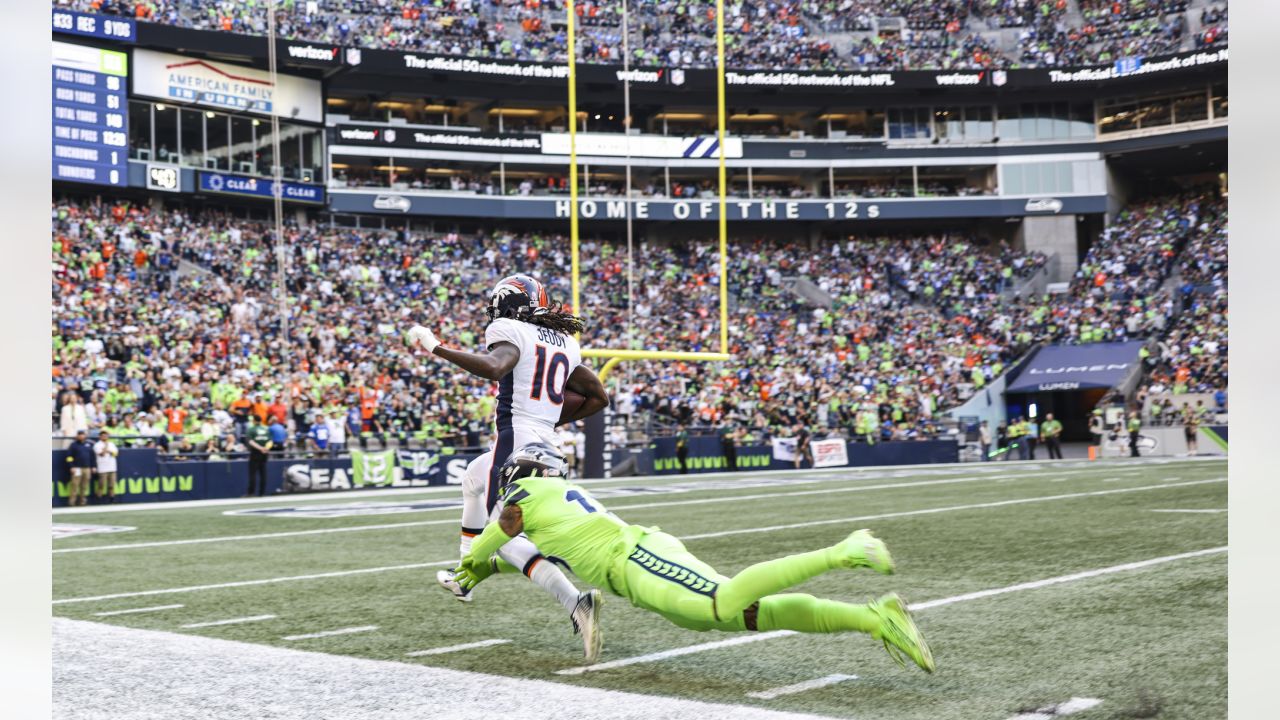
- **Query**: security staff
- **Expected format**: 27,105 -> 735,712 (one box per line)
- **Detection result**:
245,414 -> 275,496
1127,412 -> 1142,458
1041,413 -> 1064,459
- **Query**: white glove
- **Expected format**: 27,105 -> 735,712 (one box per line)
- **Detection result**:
406,325 -> 440,355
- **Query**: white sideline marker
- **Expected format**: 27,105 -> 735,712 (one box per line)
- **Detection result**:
746,674 -> 859,700
407,639 -> 511,657
1150,508 -> 1227,514
53,560 -> 455,605
51,469 -> 1091,555
92,604 -> 184,617
282,625 -> 379,641
555,546 -> 1226,675
51,479 -> 1224,606
182,615 -> 277,629
681,478 -> 1224,541
1007,697 -> 1103,719
910,546 -> 1226,611
556,631 -> 797,676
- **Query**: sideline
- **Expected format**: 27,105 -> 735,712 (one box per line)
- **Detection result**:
52,478 -> 1223,605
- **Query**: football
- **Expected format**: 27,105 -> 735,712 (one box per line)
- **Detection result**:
558,390 -> 587,426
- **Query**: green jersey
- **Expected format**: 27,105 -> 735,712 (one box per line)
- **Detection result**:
500,474 -> 646,591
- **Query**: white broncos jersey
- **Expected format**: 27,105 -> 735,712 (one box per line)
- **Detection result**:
484,318 -> 582,446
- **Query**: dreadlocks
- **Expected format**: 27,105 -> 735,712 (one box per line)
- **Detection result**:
529,302 -> 585,335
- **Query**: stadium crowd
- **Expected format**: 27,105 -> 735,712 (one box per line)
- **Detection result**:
56,0 -> 1225,71
51,185 -> 1224,454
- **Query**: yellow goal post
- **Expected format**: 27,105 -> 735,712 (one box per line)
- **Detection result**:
565,0 -> 733,382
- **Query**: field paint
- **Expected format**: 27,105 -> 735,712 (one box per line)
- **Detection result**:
746,674 -> 859,699
682,478 -> 1225,540
911,546 -> 1227,611
54,518 -> 463,554
52,479 -> 1224,606
1150,508 -> 1227,514
92,604 -> 183,617
282,625 -> 379,641
182,615 -> 278,629
53,560 -> 456,605
55,463 -> 1202,555
55,618 -> 832,720
1007,697 -> 1103,719
556,631 -> 796,676
52,455 -> 1225,515
406,639 -> 511,656
553,546 -> 1225,675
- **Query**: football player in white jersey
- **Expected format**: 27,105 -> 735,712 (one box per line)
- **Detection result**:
407,274 -> 610,661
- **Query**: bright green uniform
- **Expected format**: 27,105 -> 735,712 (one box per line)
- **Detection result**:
457,473 -> 936,672
501,474 -> 741,630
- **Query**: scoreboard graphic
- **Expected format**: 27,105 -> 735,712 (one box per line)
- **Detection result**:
52,41 -> 129,186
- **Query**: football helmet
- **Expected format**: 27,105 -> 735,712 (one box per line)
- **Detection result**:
486,274 -> 550,322
496,442 -> 568,498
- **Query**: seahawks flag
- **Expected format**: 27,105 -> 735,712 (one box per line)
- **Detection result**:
350,449 -> 396,487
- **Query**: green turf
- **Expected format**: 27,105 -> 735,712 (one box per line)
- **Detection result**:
53,458 -> 1227,719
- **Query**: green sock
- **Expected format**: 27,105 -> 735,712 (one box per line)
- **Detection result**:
716,547 -> 839,617
757,593 -> 880,635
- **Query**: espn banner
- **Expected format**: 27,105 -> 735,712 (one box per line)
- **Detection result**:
811,439 -> 850,468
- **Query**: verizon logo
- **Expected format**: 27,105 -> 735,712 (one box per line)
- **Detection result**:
287,45 -> 337,61
934,72 -> 983,86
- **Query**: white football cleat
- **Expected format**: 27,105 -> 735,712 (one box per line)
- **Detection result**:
436,569 -> 473,603
571,589 -> 603,663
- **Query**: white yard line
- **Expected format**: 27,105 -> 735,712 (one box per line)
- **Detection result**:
911,546 -> 1226,611
682,478 -> 1224,540
554,546 -> 1226,675
52,479 -> 1224,606
52,456 -> 1226,515
55,464 -> 1219,555
54,518 -> 462,554
282,625 -> 379,641
91,604 -> 184,617
1150,509 -> 1227,514
406,639 -> 511,657
746,674 -> 859,699
1007,697 -> 1104,719
53,560 -> 455,605
54,618 -> 833,720
556,631 -> 798,676
182,615 -> 278,629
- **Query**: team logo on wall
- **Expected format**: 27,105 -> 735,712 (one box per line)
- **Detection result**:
383,129 -> 397,143
345,48 -> 363,66
52,524 -> 136,539
671,69 -> 686,86
992,70 -> 1008,87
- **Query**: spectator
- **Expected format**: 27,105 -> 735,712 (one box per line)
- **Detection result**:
65,429 -> 94,506
93,429 -> 120,503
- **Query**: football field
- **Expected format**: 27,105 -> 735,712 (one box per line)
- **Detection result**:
52,457 -> 1227,720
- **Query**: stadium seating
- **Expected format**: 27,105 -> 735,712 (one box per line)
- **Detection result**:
55,0 -> 1227,70
51,187 -> 1225,450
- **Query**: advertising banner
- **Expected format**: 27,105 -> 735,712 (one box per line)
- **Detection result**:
51,448 -> 481,506
328,191 -> 1107,222
649,436 -> 957,474
332,125 -> 543,153
199,172 -> 324,204
811,439 -> 850,468
540,133 -> 744,159
771,438 -> 798,462
1005,341 -> 1145,393
132,48 -> 323,123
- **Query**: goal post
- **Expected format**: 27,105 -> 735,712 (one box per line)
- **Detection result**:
566,0 -> 734,477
